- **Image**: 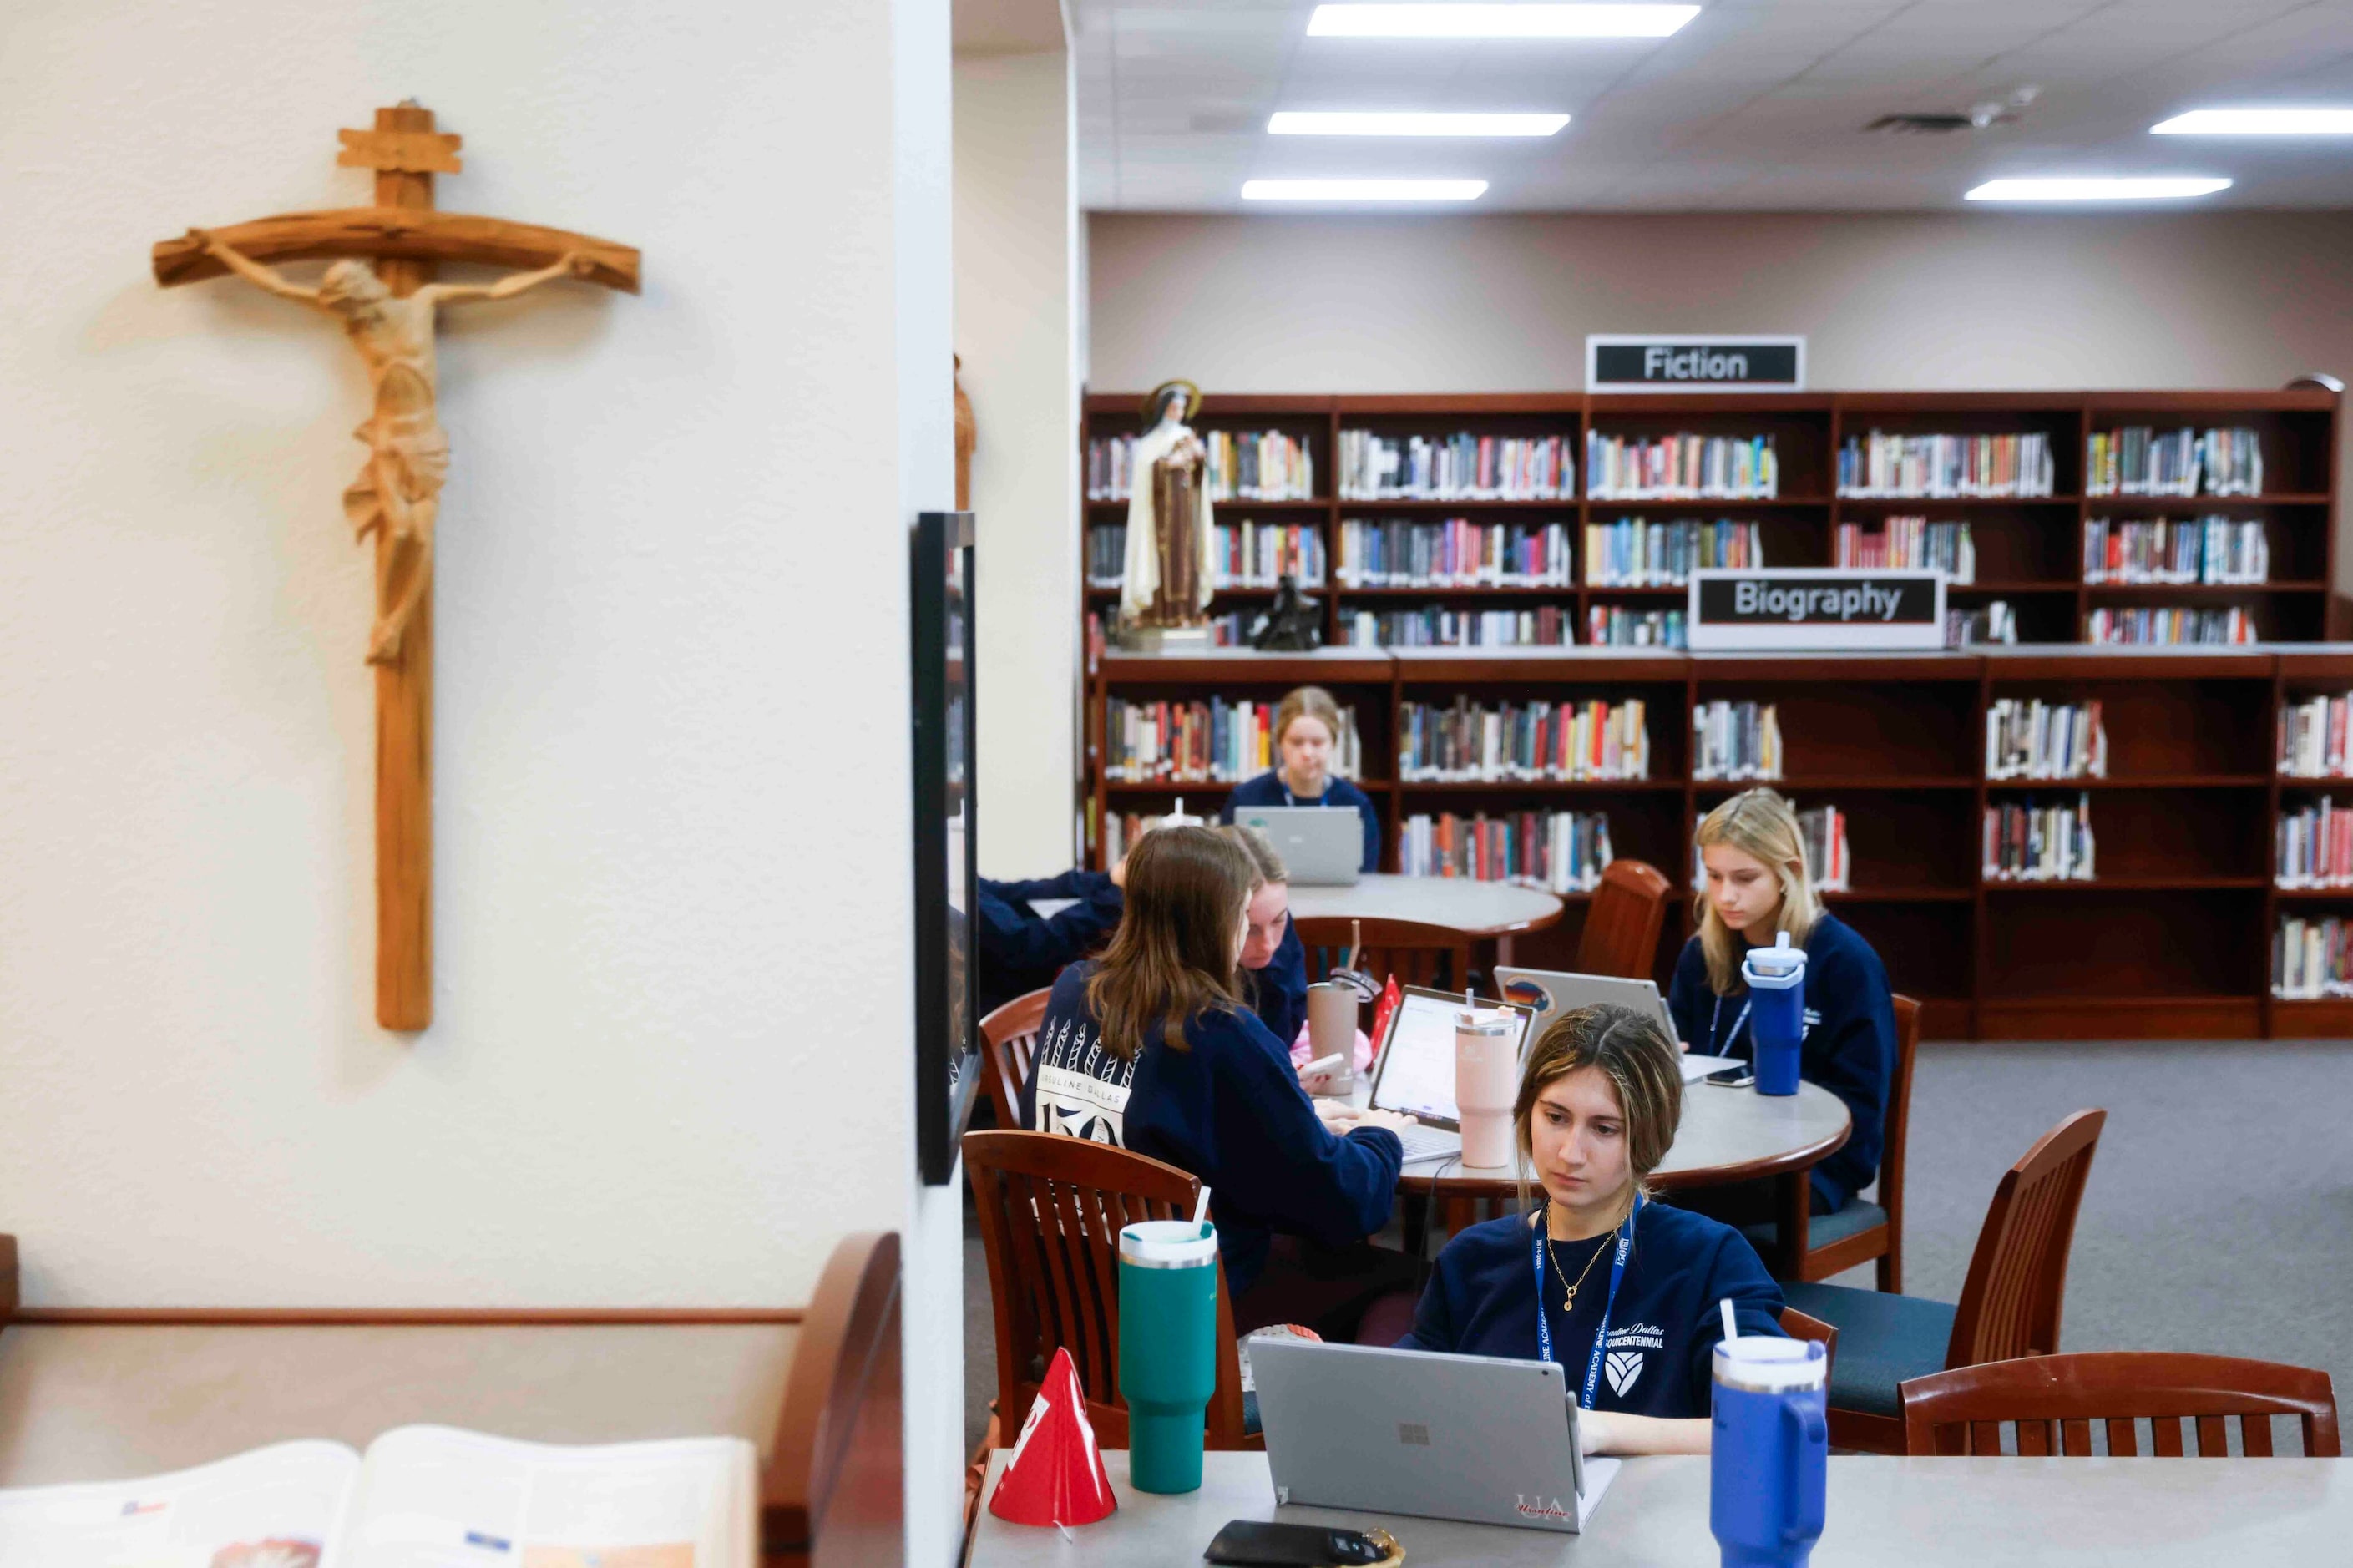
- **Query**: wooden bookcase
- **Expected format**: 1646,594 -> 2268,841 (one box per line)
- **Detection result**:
1080,388 -> 2345,1041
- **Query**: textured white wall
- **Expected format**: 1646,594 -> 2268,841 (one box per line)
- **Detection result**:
957,48 -> 1081,878
0,0 -> 941,1315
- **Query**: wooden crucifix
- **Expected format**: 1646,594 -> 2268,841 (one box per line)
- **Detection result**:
154,104 -> 640,1032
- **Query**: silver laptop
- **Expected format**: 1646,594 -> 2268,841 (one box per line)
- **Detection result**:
1252,1338 -> 1618,1533
1495,966 -> 1681,1045
1366,986 -> 1536,1166
1227,804 -> 1361,886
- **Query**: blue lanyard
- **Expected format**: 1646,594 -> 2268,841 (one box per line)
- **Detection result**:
1708,995 -> 1753,1057
1531,1193 -> 1643,1409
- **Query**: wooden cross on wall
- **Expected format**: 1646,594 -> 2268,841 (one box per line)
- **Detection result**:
153,104 -> 641,1032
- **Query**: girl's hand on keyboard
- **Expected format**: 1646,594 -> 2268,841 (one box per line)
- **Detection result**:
1339,1108 -> 1418,1136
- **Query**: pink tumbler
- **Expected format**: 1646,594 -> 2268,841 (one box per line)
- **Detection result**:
1455,1004 -> 1520,1168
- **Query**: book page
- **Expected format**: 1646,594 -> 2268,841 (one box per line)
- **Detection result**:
331,1427 -> 753,1568
0,1439 -> 359,1567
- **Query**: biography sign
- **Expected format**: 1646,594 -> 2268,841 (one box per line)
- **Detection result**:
1687,569 -> 1946,650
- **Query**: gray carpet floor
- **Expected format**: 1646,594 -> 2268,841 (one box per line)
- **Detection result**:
964,1039 -> 2353,1453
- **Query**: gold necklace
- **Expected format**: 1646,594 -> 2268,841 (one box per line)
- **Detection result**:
1543,1201 -> 1630,1314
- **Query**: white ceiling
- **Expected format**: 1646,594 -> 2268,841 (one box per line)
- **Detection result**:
1073,0 -> 2353,211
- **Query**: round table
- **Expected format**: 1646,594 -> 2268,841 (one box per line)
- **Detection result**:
1287,873 -> 1564,964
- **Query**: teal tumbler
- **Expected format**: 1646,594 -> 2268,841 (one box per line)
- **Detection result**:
1116,1218 -> 1220,1494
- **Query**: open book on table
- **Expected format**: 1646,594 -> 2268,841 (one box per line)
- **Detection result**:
0,1425 -> 756,1567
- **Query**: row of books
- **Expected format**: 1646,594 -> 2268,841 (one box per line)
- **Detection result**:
1586,432 -> 1779,500
1692,701 -> 1782,781
1334,518 -> 1571,587
1399,810 -> 1614,892
2280,693 -> 2353,777
2084,606 -> 2257,645
1584,518 -> 1763,586
1087,524 -> 1328,590
1983,795 -> 2097,882
1837,430 -> 2055,498
1946,601 -> 2018,647
1399,698 -> 1652,782
1589,606 -> 1688,647
2086,426 -> 2264,498
1986,698 -> 2108,780
1337,432 -> 1576,501
1085,431 -> 1318,502
1343,608 -> 1574,647
2278,799 -> 2353,888
1105,697 -> 1362,783
2082,515 -> 2270,585
1687,803 -> 1848,891
1832,517 -> 1975,580
2275,914 -> 2353,999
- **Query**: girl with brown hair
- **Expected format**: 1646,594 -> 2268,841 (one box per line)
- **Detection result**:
1396,1004 -> 1787,1454
1021,825 -> 1415,1337
1218,685 -> 1382,872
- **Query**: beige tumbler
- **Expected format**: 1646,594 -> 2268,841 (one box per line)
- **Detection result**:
1305,982 -> 1358,1095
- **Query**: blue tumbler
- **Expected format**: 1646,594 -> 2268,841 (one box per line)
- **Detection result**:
1710,1335 -> 1829,1568
1116,1219 -> 1219,1494
1741,933 -> 1808,1097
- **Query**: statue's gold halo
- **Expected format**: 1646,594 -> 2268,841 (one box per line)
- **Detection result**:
1142,378 -> 1202,422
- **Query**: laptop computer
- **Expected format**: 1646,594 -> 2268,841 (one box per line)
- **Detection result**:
1366,986 -> 1536,1166
1251,1338 -> 1618,1533
1227,804 -> 1362,886
1492,966 -> 1741,1084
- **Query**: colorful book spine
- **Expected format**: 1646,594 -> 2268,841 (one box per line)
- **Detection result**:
1398,698 -> 1652,782
1105,697 -> 1359,782
1345,607 -> 1573,647
1585,432 -> 1779,500
1836,430 -> 2055,498
1582,518 -> 1762,586
1690,701 -> 1782,781
2275,914 -> 2353,998
2085,606 -> 2255,645
1400,810 -> 1614,892
1337,431 -> 1576,500
1981,793 -> 2097,881
1586,605 -> 1687,648
1335,518 -> 1571,587
2280,692 -> 2353,777
1985,698 -> 2108,779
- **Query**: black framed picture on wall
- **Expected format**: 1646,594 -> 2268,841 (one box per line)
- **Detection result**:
913,508 -> 979,1184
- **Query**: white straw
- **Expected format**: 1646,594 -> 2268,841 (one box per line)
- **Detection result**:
1193,1186 -> 1213,1227
1720,1298 -> 1739,1343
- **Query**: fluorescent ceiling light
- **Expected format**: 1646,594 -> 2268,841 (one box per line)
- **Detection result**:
2152,107 -> 2353,135
1242,179 -> 1490,200
1965,176 -> 2231,201
1268,111 -> 1569,137
1308,5 -> 1698,38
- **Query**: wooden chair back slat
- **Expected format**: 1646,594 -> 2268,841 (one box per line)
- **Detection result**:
1876,994 -> 1921,1292
764,1232 -> 904,1568
1297,917 -> 1474,996
1900,1351 -> 2342,1459
1779,1306 -> 1838,1380
979,989 -> 1052,1130
1573,858 -> 1672,979
1946,1109 -> 2107,1368
964,1130 -> 1257,1452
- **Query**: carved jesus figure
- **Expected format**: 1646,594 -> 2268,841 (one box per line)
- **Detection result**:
190,230 -> 593,663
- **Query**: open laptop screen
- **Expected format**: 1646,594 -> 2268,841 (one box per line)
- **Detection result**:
1369,988 -> 1534,1128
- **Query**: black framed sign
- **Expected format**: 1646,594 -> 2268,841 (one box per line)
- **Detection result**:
1686,568 -> 1946,650
1586,334 -> 1805,393
913,509 -> 979,1184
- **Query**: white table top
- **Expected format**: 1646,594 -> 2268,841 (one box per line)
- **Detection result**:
1286,874 -> 1566,938
969,1449 -> 2353,1566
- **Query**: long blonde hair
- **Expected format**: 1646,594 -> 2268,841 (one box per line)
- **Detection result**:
1693,787 -> 1820,996
1513,1004 -> 1683,1211
1085,826 -> 1254,1059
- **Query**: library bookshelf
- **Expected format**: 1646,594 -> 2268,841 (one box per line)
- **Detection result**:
1081,645 -> 2353,1043
1079,387 -> 2347,1042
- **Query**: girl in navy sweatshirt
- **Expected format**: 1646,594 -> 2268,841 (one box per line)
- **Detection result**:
1221,823 -> 1309,1050
1219,685 -> 1382,873
1667,787 -> 1896,1220
1021,825 -> 1414,1338
1399,1004 -> 1786,1454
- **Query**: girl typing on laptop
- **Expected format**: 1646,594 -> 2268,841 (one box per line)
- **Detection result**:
1394,1005 -> 1787,1454
1218,685 -> 1382,873
1022,825 -> 1417,1340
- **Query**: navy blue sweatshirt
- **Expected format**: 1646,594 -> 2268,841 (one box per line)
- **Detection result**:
1221,771 -> 1383,873
1666,912 -> 1895,1211
975,870 -> 1124,1016
1021,963 -> 1403,1294
1399,1201 -> 1785,1419
1241,917 -> 1309,1050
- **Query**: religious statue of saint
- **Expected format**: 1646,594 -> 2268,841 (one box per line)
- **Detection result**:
1119,379 -> 1216,630
186,230 -> 595,665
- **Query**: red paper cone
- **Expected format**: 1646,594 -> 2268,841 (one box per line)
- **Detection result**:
989,1347 -> 1117,1528
1369,975 -> 1403,1069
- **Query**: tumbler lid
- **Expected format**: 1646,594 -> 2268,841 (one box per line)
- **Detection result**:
1713,1335 -> 1828,1393
1119,1219 -> 1218,1268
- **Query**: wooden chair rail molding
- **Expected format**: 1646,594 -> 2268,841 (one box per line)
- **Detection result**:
764,1232 -> 903,1568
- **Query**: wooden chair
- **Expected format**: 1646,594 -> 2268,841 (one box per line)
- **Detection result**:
977,988 -> 1051,1130
765,1232 -> 904,1568
1781,1304 -> 1838,1379
1744,994 -> 1920,1290
1297,916 -> 1474,994
1784,1107 -> 2107,1454
964,1130 -> 1257,1451
1900,1352 -> 2341,1459
1572,858 -> 1672,979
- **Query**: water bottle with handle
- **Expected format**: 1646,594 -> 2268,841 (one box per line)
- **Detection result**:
1740,932 -> 1807,1097
1710,1330 -> 1829,1568
1116,1216 -> 1220,1494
